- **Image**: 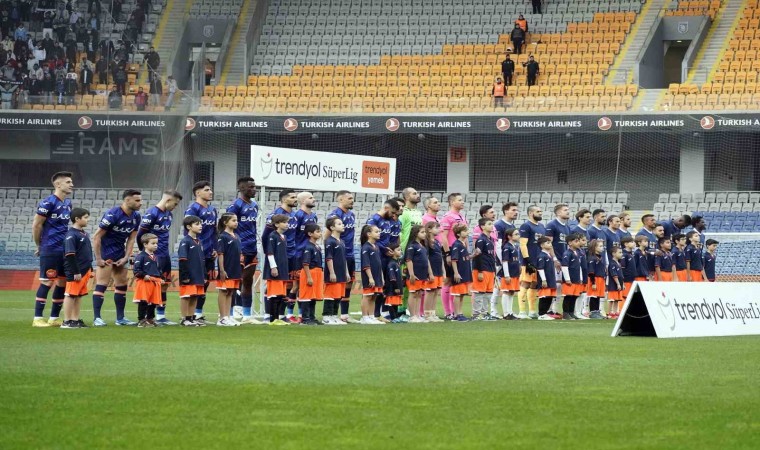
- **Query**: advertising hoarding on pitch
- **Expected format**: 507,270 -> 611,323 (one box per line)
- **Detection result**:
612,282 -> 760,338
250,144 -> 397,195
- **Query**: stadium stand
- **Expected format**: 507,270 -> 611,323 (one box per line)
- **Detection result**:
665,0 -> 722,19
189,0 -> 242,18
199,0 -> 642,113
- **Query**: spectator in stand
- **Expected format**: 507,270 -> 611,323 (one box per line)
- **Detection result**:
14,23 -> 27,42
89,0 -> 102,16
42,12 -> 54,39
515,14 -> 528,34
28,72 -> 41,103
64,35 -> 77,63
134,86 -> 148,111
0,12 -> 11,39
0,80 -> 18,109
501,52 -> 515,86
108,84 -> 122,109
99,37 -> 114,61
510,23 -> 525,55
111,0 -> 123,20
42,72 -> 53,104
55,73 -> 65,104
84,31 -> 96,61
165,74 -> 177,109
20,0 -> 32,22
96,56 -> 108,84
69,8 -> 82,26
532,0 -> 543,14
149,74 -> 162,106
64,70 -> 77,104
523,55 -> 539,86
42,33 -> 55,56
205,59 -> 213,85
114,63 -> 127,95
145,47 -> 160,81
491,75 -> 505,108
33,43 -> 45,62
88,12 -> 100,32
80,59 -> 92,94
33,63 -> 43,81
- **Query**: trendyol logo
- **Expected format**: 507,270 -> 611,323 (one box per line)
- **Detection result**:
496,118 -> 511,131
284,118 -> 299,131
657,291 -> 677,331
78,116 -> 93,130
700,116 -> 715,130
597,117 -> 612,131
260,152 -> 274,179
385,118 -> 399,132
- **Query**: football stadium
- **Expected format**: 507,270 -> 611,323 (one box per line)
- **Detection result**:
2,0 -> 760,448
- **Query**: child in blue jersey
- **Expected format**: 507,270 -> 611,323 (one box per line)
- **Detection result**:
450,223 -> 472,321
672,233 -> 688,282
323,216 -> 349,325
619,236 -> 637,304
685,231 -> 706,282
424,221 -> 445,322
586,239 -> 607,319
499,228 -> 521,320
184,181 -> 218,323
606,248 -> 624,318
655,237 -> 676,282
292,192 -> 319,320
62,208 -> 92,329
225,177 -> 259,323
133,233 -> 164,328
264,214 -> 291,325
262,190 -> 298,322
405,224 -> 430,323
536,237 -> 557,320
704,239 -> 719,282
634,235 -> 651,282
216,213 -> 243,327
299,223 -> 324,325
472,218 -> 498,321
328,190 -> 357,321
560,233 -> 583,320
384,243 -> 404,322
178,216 -> 207,327
360,224 -> 385,325
137,189 -> 182,325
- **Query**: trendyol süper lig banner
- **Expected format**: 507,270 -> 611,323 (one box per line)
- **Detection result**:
250,144 -> 397,195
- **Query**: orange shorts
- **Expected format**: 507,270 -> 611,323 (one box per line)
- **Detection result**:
425,275 -> 444,290
622,281 -> 633,298
538,287 -> 557,298
500,276 -> 520,292
406,278 -> 427,292
179,284 -> 205,298
519,265 -> 537,283
362,286 -> 383,295
323,282 -> 346,300
266,279 -> 288,298
586,280 -> 606,297
689,270 -> 704,282
385,295 -> 402,306
471,270 -> 495,293
299,268 -> 325,300
133,278 -> 163,305
450,282 -> 471,296
635,276 -> 648,282
676,270 -> 687,282
607,290 -> 624,301
65,270 -> 92,297
658,271 -> 674,282
562,282 -> 584,296
216,279 -> 241,290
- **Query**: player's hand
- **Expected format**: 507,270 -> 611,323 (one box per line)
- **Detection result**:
181,278 -> 190,284
454,274 -> 462,283
473,247 -> 482,256
73,274 -> 81,281
542,281 -> 547,288
686,274 -> 691,281
34,248 -> 40,257
525,263 -> 536,274
212,250 -> 218,258
617,283 -> 622,290
96,258 -> 107,267
504,276 -> 511,283
271,268 -> 279,278
592,284 -> 596,290
445,256 -> 452,266
219,271 -> 227,282
307,278 -> 313,286
409,274 -> 417,283
330,273 -> 336,283
368,277 -> 375,287
144,275 -> 151,282
114,257 -> 128,267
554,260 -> 561,270
477,272 -> 484,282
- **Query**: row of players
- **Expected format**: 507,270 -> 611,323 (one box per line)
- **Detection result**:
30,172 -> 719,327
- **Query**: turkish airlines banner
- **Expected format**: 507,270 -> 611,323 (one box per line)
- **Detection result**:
250,144 -> 396,195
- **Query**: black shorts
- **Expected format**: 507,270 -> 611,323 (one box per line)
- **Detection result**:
242,252 -> 258,269
39,253 -> 65,281
157,255 -> 172,282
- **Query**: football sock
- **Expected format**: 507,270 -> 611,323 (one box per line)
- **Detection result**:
93,284 -> 106,319
527,289 -> 538,314
299,301 -> 311,321
538,297 -> 552,316
50,286 -> 65,318
563,296 -> 575,314
549,298 -> 559,313
441,285 -> 453,316
195,295 -> 206,316
137,301 -> 147,320
373,294 -> 383,317
489,289 -> 499,315
309,300 -> 317,320
50,301 -> 63,320
34,284 -> 51,318
147,304 -> 156,319
518,286 -> 528,314
322,299 -> 333,316
278,298 -> 287,318
340,299 -> 350,315
114,285 -> 128,320
185,315 -> 193,322
156,292 -> 167,318
501,293 -> 511,316
242,292 -> 253,316
388,305 -> 398,320
590,297 -> 600,312
233,290 -> 242,307
267,298 -> 277,322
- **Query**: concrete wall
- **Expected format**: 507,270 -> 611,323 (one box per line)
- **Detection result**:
661,16 -> 708,40
636,18 -> 666,88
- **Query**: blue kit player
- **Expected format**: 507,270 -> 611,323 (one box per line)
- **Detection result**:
184,181 -> 218,324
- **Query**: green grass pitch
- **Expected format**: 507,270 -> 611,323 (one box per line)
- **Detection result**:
1,290 -> 759,449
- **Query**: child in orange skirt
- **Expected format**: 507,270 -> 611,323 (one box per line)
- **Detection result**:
216,213 -> 242,327
133,233 -> 164,327
472,217 -> 497,321
360,225 -> 385,325
450,223 -> 472,321
62,207 -> 93,328
299,223 -> 325,325
499,228 -> 521,320
619,236 -> 638,310
178,216 -> 207,327
423,221 -> 445,322
264,214 -> 291,325
323,217 -> 349,325
406,224 -> 431,323
685,231 -> 706,282
672,234 -> 688,282
586,239 -> 607,319
384,243 -> 404,321
655,237 -> 676,282
535,237 -> 557,320
560,233 -> 584,320
606,247 -> 625,319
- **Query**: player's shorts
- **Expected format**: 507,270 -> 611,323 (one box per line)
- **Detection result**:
471,270 -> 495,293
65,270 -> 92,297
323,282 -> 345,300
425,275 -> 444,290
450,282 -> 471,296
134,278 -> 163,304
658,271 -> 674,282
406,278 -> 427,292
179,284 -> 205,298
157,255 -> 172,282
519,266 -> 538,284
562,282 -> 584,296
622,282 -> 633,298
288,256 -> 302,281
586,280 -> 606,297
39,253 -> 66,281
635,276 -> 648,283
607,290 -> 624,301
689,270 -> 704,282
385,295 -> 402,306
216,279 -> 241,290
362,286 -> 383,295
266,279 -> 288,298
675,270 -> 687,282
205,257 -> 216,279
242,253 -> 258,270
500,276 -> 521,292
102,249 -> 127,264
538,287 -> 557,298
299,268 -> 325,300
